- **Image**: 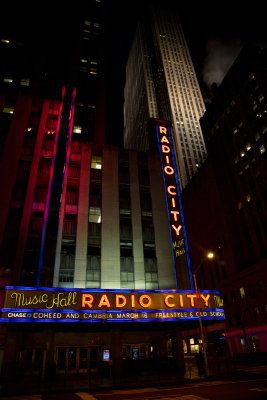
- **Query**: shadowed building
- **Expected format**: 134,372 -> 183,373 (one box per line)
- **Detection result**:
182,45 -> 267,355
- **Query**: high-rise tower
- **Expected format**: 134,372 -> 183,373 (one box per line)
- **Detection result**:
123,1 -> 207,189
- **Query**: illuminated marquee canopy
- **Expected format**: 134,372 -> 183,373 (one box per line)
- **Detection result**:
155,119 -> 193,289
0,287 -> 225,323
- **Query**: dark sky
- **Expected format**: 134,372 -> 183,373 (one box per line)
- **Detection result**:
1,0 -> 265,144
105,0 -> 266,144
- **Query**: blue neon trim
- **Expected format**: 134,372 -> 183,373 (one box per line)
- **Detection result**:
4,286 -> 222,295
0,316 -> 225,323
2,308 -> 224,314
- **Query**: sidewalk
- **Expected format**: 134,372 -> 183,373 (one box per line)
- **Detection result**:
1,356 -> 267,397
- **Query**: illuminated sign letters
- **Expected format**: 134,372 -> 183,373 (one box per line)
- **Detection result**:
155,120 -> 193,289
0,287 -> 225,323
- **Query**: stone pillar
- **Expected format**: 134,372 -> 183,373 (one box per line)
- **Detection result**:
74,143 -> 92,287
101,146 -> 120,288
129,151 -> 145,289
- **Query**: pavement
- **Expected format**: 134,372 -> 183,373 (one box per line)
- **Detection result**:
1,356 -> 267,397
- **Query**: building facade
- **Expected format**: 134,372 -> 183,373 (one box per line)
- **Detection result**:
182,45 -> 267,355
0,1 -> 225,392
123,1 -> 207,189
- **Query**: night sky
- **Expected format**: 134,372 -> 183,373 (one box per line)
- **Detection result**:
1,0 -> 265,145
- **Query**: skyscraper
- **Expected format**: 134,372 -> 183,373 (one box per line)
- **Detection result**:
123,1 -> 207,189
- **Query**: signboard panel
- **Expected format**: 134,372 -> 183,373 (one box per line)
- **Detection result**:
0,286 -> 225,323
155,119 -> 193,289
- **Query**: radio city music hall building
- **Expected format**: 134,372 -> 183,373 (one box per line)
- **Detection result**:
0,0 -> 225,390
0,99 -> 225,387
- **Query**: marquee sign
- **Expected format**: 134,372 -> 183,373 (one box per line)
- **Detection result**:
0,287 -> 225,323
155,119 -> 193,289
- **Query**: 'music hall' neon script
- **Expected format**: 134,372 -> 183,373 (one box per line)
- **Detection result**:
0,287 -> 225,323
155,120 -> 193,289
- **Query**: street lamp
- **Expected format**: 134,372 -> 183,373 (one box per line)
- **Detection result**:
193,252 -> 214,377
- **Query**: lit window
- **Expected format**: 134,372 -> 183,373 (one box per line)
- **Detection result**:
240,287 -> 245,299
237,201 -> 242,210
73,126 -> 82,134
2,107 -> 14,114
91,155 -> 102,169
84,21 -> 91,26
246,143 -> 251,151
89,68 -> 97,75
246,194 -> 251,202
3,77 -> 13,83
20,78 -> 30,86
89,207 -> 101,223
1,39 -> 10,43
240,150 -> 245,158
259,145 -> 265,154
81,58 -> 87,63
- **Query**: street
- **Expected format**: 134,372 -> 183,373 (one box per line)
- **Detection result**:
1,378 -> 267,400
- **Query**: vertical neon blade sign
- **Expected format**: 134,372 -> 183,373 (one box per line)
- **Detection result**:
155,119 -> 193,290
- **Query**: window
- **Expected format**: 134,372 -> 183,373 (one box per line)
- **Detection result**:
259,145 -> 265,154
20,78 -> 30,86
2,106 -> 14,114
240,287 -> 245,299
86,255 -> 100,286
59,270 -> 74,287
120,256 -> 134,288
3,77 -> 13,83
73,125 -> 82,134
91,155 -> 102,169
89,207 -> 101,223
